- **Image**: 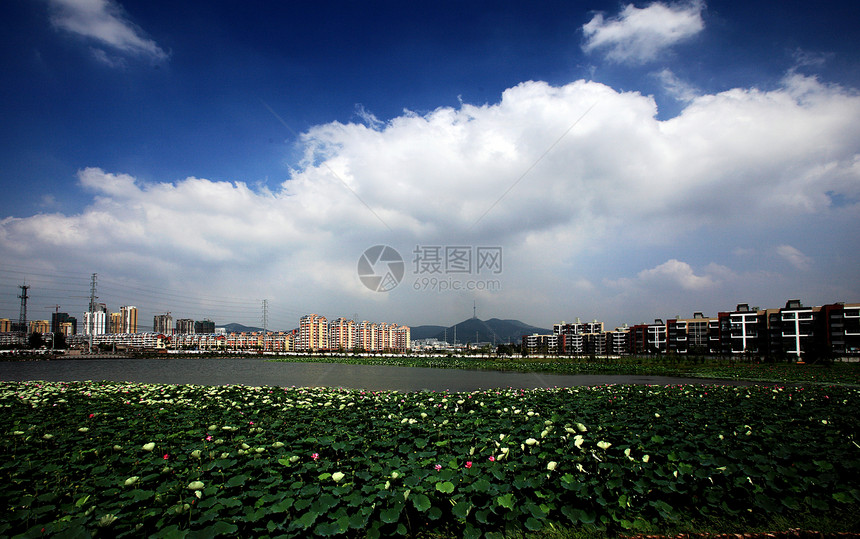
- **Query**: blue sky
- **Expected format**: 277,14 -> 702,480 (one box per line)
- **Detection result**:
1,0 -> 859,332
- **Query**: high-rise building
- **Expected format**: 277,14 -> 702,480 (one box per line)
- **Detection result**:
29,320 -> 50,334
51,312 -> 76,335
394,325 -> 411,352
195,319 -> 215,334
357,321 -> 377,351
83,303 -> 108,336
110,312 -> 122,333
298,314 -> 328,351
329,317 -> 355,351
121,306 -> 138,333
153,313 -> 174,335
176,318 -> 195,334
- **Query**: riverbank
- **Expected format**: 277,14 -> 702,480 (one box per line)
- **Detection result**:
1,381 -> 857,538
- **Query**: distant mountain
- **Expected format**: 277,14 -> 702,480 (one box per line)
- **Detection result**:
413,318 -> 551,344
221,322 -> 264,333
409,325 -> 448,340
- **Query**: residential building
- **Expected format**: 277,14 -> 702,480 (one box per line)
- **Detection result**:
83,304 -> 108,336
721,304 -> 767,355
153,313 -> 174,335
51,312 -> 76,336
394,325 -> 411,352
779,300 -> 816,361
172,333 -> 226,351
554,322 -> 584,355
607,327 -> 629,355
82,332 -> 167,350
357,321 -> 378,351
110,312 -> 122,333
298,314 -> 328,351
629,320 -> 667,354
29,320 -> 50,334
0,319 -> 11,332
522,333 -> 558,355
584,332 -> 607,355
667,313 -> 715,354
60,321 -> 74,337
195,319 -> 215,334
121,306 -> 138,333
329,317 -> 356,351
175,318 -> 195,334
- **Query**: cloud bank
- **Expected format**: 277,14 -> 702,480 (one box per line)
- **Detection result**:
2,74 -> 858,327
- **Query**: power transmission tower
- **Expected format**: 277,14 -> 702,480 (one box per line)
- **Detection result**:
17,284 -> 30,338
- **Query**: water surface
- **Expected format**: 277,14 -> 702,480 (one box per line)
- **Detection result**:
0,358 -> 753,391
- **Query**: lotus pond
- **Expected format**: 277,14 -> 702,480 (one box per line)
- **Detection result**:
270,355 -> 860,386
1,380 -> 859,538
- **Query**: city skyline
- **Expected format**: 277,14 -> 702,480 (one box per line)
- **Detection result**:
1,1 -> 859,329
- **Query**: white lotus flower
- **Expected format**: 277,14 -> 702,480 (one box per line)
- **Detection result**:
332,472 -> 345,482
597,441 -> 611,450
574,435 -> 584,449
124,476 -> 139,486
547,461 -> 557,471
576,422 -> 587,432
525,438 -> 538,446
142,442 -> 155,451
188,481 -> 204,490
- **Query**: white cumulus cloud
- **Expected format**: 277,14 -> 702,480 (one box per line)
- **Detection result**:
582,0 -> 705,64
47,0 -> 168,64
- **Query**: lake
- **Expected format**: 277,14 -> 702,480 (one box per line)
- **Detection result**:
0,358 -> 754,391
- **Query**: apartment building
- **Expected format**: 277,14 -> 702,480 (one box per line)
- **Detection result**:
175,318 -> 195,334
172,333 -> 226,351
27,320 -> 49,334
394,325 -> 411,351
607,327 -> 629,355
329,317 -> 355,351
153,313 -> 174,335
522,333 -> 558,354
554,322 -> 584,355
666,312 -> 714,354
357,321 -> 378,352
83,304 -> 108,336
297,314 -> 328,351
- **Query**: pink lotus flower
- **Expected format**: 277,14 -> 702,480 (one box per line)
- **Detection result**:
465,461 -> 473,469
312,453 -> 319,461
163,454 -> 169,460
434,464 -> 442,471
488,456 -> 495,462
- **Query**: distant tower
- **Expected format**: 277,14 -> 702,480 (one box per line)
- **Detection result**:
473,300 -> 477,320
17,284 -> 30,336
